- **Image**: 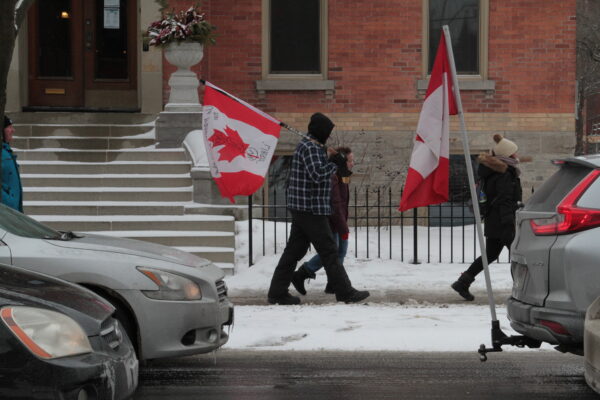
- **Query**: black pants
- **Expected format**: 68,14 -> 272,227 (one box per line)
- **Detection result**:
268,210 -> 353,298
465,236 -> 512,277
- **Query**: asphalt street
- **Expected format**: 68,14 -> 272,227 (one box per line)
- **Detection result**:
133,350 -> 597,399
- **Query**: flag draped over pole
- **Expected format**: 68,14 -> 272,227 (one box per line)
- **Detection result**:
399,33 -> 457,211
202,81 -> 281,203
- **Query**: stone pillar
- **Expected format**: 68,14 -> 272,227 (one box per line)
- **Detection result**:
156,42 -> 204,148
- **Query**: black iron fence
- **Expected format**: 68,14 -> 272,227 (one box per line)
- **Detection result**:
247,186 -> 510,267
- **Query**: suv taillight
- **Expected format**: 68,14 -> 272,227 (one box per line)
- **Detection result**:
530,169 -> 600,235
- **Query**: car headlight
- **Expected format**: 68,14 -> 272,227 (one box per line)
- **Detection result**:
0,306 -> 92,359
138,267 -> 202,301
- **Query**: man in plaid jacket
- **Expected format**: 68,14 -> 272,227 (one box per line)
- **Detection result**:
267,113 -> 370,305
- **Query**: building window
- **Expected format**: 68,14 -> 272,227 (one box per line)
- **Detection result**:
422,0 -> 489,80
270,0 -> 320,74
257,0 -> 334,92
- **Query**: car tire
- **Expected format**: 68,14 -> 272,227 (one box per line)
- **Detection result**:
82,285 -> 140,357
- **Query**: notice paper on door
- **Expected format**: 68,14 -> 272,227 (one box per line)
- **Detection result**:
104,8 -> 120,29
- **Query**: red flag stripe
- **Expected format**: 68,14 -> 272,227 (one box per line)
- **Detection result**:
426,34 -> 457,115
204,86 -> 281,138
399,157 -> 449,211
213,171 -> 266,203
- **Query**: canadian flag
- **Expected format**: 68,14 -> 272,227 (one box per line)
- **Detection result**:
202,82 -> 281,203
399,34 -> 457,211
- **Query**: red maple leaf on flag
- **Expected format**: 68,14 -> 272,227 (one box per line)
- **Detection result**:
207,125 -> 250,162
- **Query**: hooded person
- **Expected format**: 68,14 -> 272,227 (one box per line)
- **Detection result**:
451,134 -> 522,301
308,112 -> 335,144
291,146 -> 355,296
1,116 -> 23,212
267,113 -> 369,305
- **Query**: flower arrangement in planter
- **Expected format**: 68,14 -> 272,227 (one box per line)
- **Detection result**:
146,2 -> 216,47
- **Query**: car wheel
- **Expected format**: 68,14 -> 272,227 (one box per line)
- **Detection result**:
82,285 -> 140,357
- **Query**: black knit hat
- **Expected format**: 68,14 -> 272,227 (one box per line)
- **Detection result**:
3,116 -> 13,129
308,112 -> 335,144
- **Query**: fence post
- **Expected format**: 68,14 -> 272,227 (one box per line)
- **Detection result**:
389,187 -> 392,259
366,188 -> 370,259
249,195 -> 253,267
411,208 -> 419,264
377,187 -> 381,259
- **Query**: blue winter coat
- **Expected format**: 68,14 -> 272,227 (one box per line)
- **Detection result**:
1,141 -> 23,212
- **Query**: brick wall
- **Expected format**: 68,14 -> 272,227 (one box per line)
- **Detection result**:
162,0 -> 576,198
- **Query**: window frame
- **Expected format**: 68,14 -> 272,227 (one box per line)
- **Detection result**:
419,0 -> 494,93
256,0 -> 334,93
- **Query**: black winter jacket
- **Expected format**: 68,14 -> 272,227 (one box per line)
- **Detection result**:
477,153 -> 522,240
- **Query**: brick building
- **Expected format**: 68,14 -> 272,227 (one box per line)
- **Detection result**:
6,0 -> 577,200
166,0 -> 577,198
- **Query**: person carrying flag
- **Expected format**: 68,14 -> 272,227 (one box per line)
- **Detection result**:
267,113 -> 370,305
291,146 -> 354,296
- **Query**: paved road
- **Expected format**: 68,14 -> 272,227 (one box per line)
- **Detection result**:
133,350 -> 596,399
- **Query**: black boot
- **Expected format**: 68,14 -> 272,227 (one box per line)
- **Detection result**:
451,272 -> 475,301
336,288 -> 370,304
268,291 -> 301,305
324,282 -> 334,294
291,263 -> 316,296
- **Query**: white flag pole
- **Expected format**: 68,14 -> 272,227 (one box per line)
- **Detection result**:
442,26 -> 497,322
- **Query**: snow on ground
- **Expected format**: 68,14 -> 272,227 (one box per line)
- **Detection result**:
227,220 -> 513,294
225,304 -> 552,352
223,221 -> 554,352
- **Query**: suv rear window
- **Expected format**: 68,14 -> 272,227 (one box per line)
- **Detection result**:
524,164 -> 592,212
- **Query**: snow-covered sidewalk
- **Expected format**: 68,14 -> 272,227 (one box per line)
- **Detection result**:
225,303 -> 555,352
221,222 -> 553,352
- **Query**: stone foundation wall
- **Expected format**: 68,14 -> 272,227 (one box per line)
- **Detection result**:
273,112 -> 575,203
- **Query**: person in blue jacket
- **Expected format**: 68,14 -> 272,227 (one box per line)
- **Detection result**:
2,116 -> 23,212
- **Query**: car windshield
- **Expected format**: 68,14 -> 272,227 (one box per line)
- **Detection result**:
525,164 -> 592,212
0,203 -> 61,239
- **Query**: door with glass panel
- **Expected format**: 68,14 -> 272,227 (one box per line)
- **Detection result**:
28,0 -> 137,109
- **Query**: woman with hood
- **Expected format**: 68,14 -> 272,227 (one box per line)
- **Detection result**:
451,134 -> 522,301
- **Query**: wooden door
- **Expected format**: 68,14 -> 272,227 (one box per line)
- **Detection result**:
28,0 -> 137,109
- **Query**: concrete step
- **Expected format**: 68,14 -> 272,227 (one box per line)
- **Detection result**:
15,149 -> 188,162
36,215 -> 234,232
19,161 -> 191,174
21,174 -> 191,188
10,112 -> 156,125
16,125 -> 153,138
88,230 -> 235,248
25,187 -> 193,202
24,201 -> 188,215
174,246 -> 235,264
13,136 -> 156,151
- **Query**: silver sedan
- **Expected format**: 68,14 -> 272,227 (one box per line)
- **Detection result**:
0,203 -> 234,360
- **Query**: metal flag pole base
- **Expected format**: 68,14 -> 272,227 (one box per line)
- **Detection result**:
439,26 -> 541,362
477,320 -> 541,362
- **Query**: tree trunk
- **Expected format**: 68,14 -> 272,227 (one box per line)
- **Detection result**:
0,0 -> 35,203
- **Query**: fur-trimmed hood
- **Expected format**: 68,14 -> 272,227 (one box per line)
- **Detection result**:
477,152 -> 508,174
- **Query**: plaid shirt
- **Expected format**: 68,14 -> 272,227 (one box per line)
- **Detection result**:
287,136 -> 337,215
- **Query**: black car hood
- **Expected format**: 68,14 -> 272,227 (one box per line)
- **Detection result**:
0,264 -> 114,336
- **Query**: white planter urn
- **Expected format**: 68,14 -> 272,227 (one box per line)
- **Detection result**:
164,41 -> 204,112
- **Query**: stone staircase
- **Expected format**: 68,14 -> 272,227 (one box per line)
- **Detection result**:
11,113 -> 235,274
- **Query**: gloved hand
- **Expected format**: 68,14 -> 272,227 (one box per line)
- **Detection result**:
341,232 -> 349,241
329,152 -> 346,168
